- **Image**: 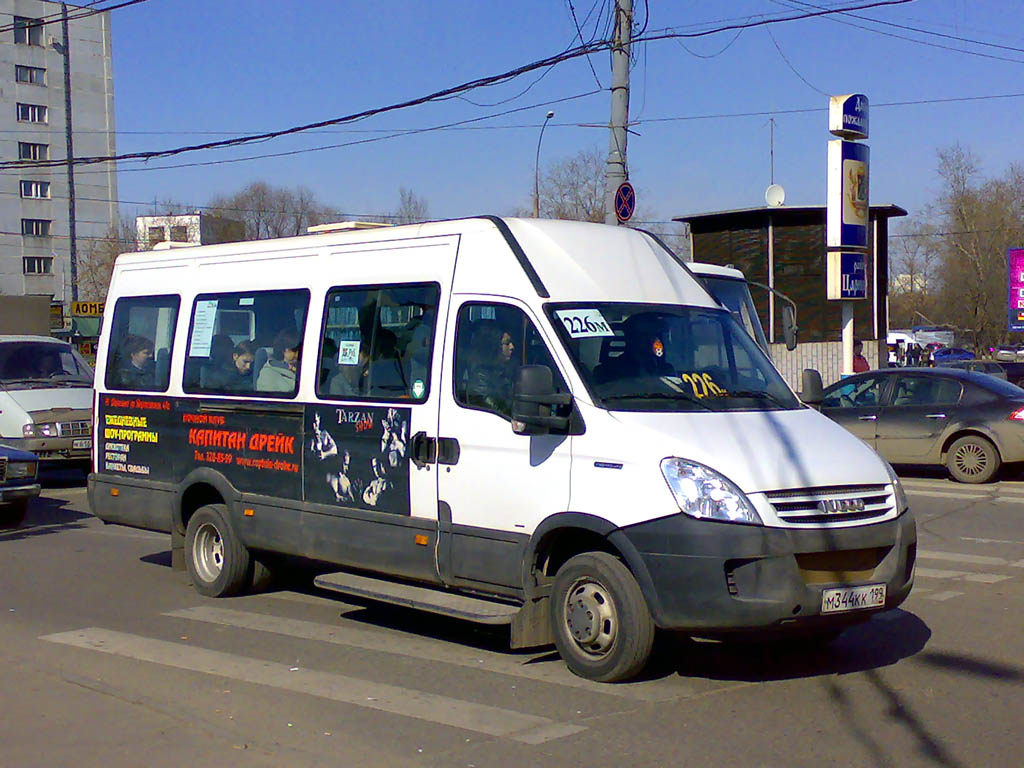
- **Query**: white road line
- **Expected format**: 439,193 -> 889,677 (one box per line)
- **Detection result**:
924,591 -> 963,602
915,567 -> 1011,583
992,497 -> 1024,504
918,550 -> 1008,567
40,628 -> 585,745
905,490 -> 989,501
961,537 -> 1024,546
165,606 -> 681,702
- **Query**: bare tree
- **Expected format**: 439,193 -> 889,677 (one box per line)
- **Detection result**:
535,146 -> 606,223
78,216 -> 137,301
927,144 -> 1024,347
887,218 -> 940,329
391,188 -> 429,224
207,182 -> 340,240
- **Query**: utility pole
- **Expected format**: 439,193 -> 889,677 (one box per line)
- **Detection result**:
59,3 -> 78,302
604,0 -> 632,225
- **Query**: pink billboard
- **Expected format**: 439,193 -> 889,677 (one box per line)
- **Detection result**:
1009,249 -> 1024,332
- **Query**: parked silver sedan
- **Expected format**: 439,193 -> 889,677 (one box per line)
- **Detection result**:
820,368 -> 1024,483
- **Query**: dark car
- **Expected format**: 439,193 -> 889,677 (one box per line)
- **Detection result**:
931,347 -> 974,363
936,359 -> 1007,380
820,368 -> 1024,483
0,444 -> 40,527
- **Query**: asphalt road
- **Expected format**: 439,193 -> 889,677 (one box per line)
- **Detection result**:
1,470 -> 1022,768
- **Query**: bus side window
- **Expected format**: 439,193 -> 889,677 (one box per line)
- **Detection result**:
317,283 -> 441,402
104,295 -> 180,392
182,289 -> 310,398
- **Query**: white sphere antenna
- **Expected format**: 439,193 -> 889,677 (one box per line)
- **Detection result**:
765,184 -> 786,207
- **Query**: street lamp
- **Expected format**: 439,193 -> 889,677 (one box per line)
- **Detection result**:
533,110 -> 555,218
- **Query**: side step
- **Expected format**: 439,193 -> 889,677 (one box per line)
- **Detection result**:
314,571 -> 520,625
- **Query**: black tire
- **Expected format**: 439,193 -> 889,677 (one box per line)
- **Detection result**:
551,552 -> 655,683
185,504 -> 252,597
946,435 -> 1000,484
0,500 -> 28,529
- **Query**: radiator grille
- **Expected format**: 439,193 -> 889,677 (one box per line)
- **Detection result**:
57,420 -> 90,438
764,484 -> 893,524
0,457 -> 7,483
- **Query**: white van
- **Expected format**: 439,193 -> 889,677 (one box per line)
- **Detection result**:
0,335 -> 94,469
89,217 -> 915,682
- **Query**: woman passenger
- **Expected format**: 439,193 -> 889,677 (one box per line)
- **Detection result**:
256,329 -> 301,392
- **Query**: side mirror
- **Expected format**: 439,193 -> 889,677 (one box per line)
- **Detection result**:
511,365 -> 572,436
782,304 -> 798,351
801,368 -> 824,406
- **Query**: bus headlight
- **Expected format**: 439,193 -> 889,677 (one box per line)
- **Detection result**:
883,460 -> 909,513
23,422 -> 58,438
660,458 -> 762,525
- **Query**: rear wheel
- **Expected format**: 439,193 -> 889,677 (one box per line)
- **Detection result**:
185,504 -> 252,597
0,500 -> 28,529
551,552 -> 654,682
947,435 -> 1000,484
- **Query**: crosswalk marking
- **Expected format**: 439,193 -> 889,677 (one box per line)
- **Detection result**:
918,550 -> 1008,567
41,628 -> 586,745
916,567 -> 1011,583
165,605 -> 682,702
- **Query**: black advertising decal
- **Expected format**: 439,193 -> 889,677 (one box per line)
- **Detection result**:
305,405 -> 411,515
99,395 -> 174,480
99,395 -> 302,498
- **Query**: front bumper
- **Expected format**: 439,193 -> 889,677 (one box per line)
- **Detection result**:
6,436 -> 91,465
0,482 -> 41,504
615,509 -> 916,633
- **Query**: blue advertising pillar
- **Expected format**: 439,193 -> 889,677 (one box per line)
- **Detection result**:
827,94 -> 870,375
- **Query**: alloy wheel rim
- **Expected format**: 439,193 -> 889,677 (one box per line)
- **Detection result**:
954,444 -> 987,476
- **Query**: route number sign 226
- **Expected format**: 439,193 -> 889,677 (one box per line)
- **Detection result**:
554,309 -> 616,339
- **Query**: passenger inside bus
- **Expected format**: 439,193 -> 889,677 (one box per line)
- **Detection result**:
465,321 -> 517,416
204,340 -> 255,393
116,335 -> 155,390
256,329 -> 301,392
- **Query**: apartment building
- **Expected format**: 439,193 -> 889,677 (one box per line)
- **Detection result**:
0,1 -> 117,315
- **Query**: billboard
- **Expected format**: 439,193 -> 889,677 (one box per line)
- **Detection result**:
827,140 -> 870,250
1007,248 -> 1024,332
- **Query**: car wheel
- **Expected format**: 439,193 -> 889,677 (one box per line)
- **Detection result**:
551,552 -> 654,682
947,435 -> 1000,484
0,500 -> 28,529
185,504 -> 252,597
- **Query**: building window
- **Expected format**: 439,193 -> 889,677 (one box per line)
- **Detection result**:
15,65 -> 46,85
18,142 -> 49,161
23,256 -> 53,275
17,103 -> 48,124
21,218 -> 52,237
14,17 -> 43,46
170,225 -> 189,242
147,226 -> 166,248
20,180 -> 51,199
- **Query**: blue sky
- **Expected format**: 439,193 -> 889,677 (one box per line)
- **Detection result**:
107,0 -> 1024,233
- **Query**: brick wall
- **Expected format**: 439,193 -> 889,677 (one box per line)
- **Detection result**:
769,339 -> 886,390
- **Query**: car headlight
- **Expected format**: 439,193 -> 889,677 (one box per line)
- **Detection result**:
882,459 -> 909,513
660,458 -> 762,525
22,423 -> 58,438
6,461 -> 37,479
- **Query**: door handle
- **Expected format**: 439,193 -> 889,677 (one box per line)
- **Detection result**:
410,431 -> 436,464
858,415 -> 877,421
925,413 -> 947,419
437,437 -> 460,466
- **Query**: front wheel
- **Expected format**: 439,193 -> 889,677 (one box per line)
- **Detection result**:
947,435 -> 1000,484
185,504 -> 252,597
551,552 -> 654,683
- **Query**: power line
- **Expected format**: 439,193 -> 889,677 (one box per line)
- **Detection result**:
0,0 -> 913,172
0,0 -> 147,34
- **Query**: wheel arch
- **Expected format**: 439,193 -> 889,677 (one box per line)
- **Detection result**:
174,468 -> 241,535
521,512 -> 663,618
940,427 -> 1002,460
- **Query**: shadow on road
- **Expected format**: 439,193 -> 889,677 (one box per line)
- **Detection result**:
0,492 -> 92,541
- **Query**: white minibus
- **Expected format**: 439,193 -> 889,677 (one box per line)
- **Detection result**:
90,216 -> 915,682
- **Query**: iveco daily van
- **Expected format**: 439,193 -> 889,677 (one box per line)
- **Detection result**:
89,216 -> 916,682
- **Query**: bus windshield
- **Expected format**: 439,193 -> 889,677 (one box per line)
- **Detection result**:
694,274 -> 770,353
547,303 -> 800,413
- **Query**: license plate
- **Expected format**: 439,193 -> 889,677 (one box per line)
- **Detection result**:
821,584 -> 886,614
72,438 -> 92,449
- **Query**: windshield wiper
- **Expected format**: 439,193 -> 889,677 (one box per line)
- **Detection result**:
726,389 -> 793,408
602,392 -> 713,411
